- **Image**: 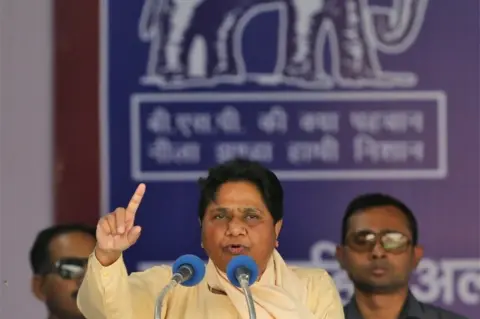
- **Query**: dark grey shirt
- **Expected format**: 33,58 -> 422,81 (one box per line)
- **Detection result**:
343,292 -> 469,319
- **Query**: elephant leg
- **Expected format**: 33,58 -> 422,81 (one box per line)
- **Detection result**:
212,8 -> 247,76
172,24 -> 198,81
162,0 -> 204,79
285,15 -> 334,87
148,14 -> 169,76
201,29 -> 221,78
219,19 -> 240,75
142,0 -> 172,79
284,0 -> 333,86
214,0 -> 270,77
331,0 -> 374,81
181,0 -> 227,79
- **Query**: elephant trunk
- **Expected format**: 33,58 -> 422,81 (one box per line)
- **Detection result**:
370,0 -> 428,53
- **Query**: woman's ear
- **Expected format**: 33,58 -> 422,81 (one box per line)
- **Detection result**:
274,219 -> 283,237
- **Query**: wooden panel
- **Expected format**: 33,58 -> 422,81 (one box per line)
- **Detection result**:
54,0 -> 100,226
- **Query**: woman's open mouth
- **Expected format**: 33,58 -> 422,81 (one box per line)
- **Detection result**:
224,244 -> 247,255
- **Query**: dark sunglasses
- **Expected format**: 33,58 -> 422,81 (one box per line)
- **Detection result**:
43,257 -> 88,280
345,230 -> 411,253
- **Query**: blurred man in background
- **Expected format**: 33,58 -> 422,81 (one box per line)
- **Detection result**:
29,224 -> 96,319
336,193 -> 467,319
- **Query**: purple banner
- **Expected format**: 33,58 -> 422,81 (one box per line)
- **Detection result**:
101,0 -> 480,317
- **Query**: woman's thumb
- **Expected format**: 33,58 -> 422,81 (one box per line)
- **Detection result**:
127,225 -> 142,245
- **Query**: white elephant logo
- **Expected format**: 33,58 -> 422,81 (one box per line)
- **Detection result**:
138,0 -> 429,89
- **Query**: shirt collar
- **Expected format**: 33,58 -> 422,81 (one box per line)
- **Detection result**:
402,292 -> 424,319
344,291 -> 423,319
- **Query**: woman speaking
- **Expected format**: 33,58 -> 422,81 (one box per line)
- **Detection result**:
77,159 -> 345,318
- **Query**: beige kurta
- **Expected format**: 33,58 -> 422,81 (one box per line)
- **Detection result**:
77,250 -> 345,319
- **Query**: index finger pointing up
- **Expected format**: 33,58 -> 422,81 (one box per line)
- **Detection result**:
126,183 -> 146,216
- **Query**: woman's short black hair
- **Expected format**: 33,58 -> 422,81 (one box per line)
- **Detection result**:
197,158 -> 283,223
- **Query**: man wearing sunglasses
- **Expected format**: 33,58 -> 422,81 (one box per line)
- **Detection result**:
335,193 -> 467,319
29,224 -> 96,319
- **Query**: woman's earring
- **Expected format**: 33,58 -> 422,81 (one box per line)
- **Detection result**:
201,242 -> 204,248
275,240 -> 279,248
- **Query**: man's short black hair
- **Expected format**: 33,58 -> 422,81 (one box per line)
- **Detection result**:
197,158 -> 283,223
341,193 -> 418,245
29,224 -> 96,275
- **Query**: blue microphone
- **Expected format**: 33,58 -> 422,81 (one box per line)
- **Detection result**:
227,255 -> 259,287
154,254 -> 205,319
171,254 -> 206,286
226,255 -> 259,319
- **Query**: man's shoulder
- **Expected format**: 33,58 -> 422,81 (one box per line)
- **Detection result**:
342,300 -> 356,316
418,301 -> 469,319
343,296 -> 470,319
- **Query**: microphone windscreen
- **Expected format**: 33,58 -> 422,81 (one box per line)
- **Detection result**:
226,255 -> 259,287
172,254 -> 206,287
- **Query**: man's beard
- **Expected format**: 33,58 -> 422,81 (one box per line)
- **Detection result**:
351,276 -> 407,294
